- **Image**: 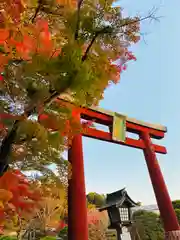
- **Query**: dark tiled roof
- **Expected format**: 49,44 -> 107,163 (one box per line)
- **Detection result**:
99,188 -> 138,211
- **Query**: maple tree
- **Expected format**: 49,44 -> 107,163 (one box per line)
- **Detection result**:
88,209 -> 109,240
27,197 -> 66,236
0,169 -> 67,237
19,175 -> 67,239
0,169 -> 41,232
0,0 -> 155,176
57,208 -> 109,240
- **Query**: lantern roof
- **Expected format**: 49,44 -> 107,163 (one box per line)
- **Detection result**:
99,188 -> 138,211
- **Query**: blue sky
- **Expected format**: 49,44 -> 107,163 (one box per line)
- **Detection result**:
83,0 -> 180,205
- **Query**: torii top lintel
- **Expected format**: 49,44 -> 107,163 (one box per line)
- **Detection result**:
56,98 -> 167,155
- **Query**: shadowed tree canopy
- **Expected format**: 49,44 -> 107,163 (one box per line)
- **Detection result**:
131,210 -> 164,240
172,200 -> 180,210
0,0 -> 153,176
87,192 -> 106,208
172,200 -> 180,222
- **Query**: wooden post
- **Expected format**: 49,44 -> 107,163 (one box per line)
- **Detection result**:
68,113 -> 88,240
141,132 -> 180,239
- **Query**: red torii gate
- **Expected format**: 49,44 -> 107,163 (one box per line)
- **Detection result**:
57,99 -> 180,240
0,98 -> 180,239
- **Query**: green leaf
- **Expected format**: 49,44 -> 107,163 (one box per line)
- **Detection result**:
48,131 -> 63,149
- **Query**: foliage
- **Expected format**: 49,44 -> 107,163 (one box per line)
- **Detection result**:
174,209 -> 180,222
0,0 -> 142,175
40,237 -> 56,240
58,226 -> 68,240
87,203 -> 97,210
0,168 -> 68,238
136,202 -> 142,206
56,209 -> 109,240
21,178 -> 67,239
87,192 -> 106,208
32,197 -> 66,231
172,200 -> 180,222
0,169 -> 41,230
131,210 -> 164,240
0,237 -> 17,240
87,209 -> 108,240
172,200 -> 180,211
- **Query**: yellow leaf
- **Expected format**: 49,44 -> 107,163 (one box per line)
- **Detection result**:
0,200 -> 4,209
0,189 -> 13,202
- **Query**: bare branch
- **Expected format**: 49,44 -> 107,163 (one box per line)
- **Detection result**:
140,33 -> 148,45
115,8 -> 160,33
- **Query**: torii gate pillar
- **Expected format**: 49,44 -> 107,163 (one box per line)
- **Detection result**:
141,132 -> 180,239
68,113 -> 88,240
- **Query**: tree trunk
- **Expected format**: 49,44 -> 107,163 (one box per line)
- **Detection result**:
0,87 -> 68,176
0,121 -> 18,175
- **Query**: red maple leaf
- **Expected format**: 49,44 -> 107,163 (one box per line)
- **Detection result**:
0,170 -> 42,222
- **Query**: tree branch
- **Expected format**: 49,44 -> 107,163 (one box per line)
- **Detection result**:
0,86 -> 68,176
82,33 -> 98,62
117,11 -> 159,32
0,120 -> 19,175
81,8 -> 159,61
82,27 -> 111,61
75,0 -> 84,40
31,0 -> 43,23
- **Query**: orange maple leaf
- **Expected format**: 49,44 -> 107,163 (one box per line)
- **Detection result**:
0,29 -> 9,44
